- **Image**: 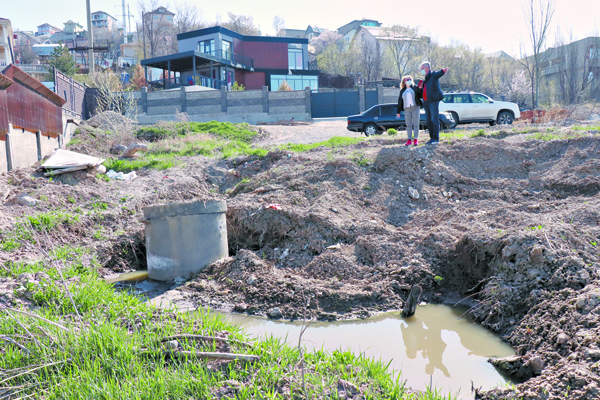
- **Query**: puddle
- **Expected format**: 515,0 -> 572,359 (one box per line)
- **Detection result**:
105,271 -> 174,300
213,305 -> 515,398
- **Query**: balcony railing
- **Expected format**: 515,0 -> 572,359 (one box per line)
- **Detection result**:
198,49 -> 254,69
149,75 -> 227,91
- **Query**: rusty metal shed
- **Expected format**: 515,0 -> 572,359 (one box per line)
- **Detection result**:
0,64 -> 66,141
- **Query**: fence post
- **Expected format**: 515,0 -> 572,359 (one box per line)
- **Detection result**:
6,123 -> 13,172
377,84 -> 384,105
221,86 -> 227,113
179,86 -> 187,114
36,130 -> 42,161
305,87 -> 311,116
262,86 -> 269,114
359,85 -> 366,112
141,87 -> 148,114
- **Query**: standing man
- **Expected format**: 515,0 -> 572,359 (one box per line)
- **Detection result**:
418,62 -> 449,145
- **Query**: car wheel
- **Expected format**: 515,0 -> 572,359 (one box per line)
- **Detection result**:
449,112 -> 459,129
364,123 -> 378,137
497,111 -> 514,125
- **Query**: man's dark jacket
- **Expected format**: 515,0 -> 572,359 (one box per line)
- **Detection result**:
397,85 -> 423,112
422,69 -> 446,102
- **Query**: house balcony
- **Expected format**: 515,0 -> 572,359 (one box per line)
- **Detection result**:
198,49 -> 254,70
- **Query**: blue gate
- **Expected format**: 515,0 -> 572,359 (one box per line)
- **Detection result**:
311,89 -> 360,118
365,88 -> 378,110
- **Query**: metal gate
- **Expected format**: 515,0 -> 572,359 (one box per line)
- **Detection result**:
365,88 -> 378,110
311,89 -> 360,118
55,70 -> 87,119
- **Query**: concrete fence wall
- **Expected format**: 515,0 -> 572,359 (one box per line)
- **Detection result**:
134,86 -> 312,125
0,123 -> 60,173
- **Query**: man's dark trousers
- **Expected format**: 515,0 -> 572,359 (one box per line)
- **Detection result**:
423,100 -> 440,141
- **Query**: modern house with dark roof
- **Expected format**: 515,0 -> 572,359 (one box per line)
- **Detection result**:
141,26 -> 319,91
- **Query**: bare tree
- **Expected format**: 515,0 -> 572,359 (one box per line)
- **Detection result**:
316,42 -> 357,76
173,2 -> 208,34
381,25 -> 426,79
272,15 -> 285,37
309,30 -> 342,55
139,0 -> 175,57
222,12 -> 259,36
519,0 -> 556,108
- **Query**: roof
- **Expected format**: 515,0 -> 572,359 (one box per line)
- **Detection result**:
150,6 -> 175,16
306,25 -> 324,34
64,20 -> 83,26
141,50 -> 255,72
37,23 -> 61,30
91,11 -> 117,20
357,26 -> 424,41
1,64 -> 66,106
0,72 -> 14,90
178,25 -> 308,44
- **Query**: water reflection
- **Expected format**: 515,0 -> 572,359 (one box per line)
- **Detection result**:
215,304 -> 515,398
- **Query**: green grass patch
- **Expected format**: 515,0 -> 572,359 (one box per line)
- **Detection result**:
1,211 -> 80,252
282,136 -> 364,152
103,154 -> 179,173
0,241 -> 454,399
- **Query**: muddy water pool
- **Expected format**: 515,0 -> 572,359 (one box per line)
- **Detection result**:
214,305 -> 515,398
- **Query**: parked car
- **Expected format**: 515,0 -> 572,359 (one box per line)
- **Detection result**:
439,92 -> 521,128
347,103 -> 455,136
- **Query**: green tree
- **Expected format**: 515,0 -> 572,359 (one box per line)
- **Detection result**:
46,43 -> 76,80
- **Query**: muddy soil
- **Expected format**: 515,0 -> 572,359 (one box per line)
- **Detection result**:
2,118 -> 600,399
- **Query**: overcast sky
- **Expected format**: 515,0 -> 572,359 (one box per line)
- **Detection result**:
5,0 -> 599,55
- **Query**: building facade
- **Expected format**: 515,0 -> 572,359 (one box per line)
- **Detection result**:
0,18 -> 15,67
142,26 -> 319,91
63,20 -> 84,35
91,11 -> 118,31
36,23 -> 61,37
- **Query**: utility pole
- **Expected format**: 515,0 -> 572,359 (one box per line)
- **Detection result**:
142,11 -> 148,83
122,0 -> 127,43
86,0 -> 94,74
127,4 -> 132,40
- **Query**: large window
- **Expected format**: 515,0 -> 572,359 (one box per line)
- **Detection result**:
270,75 -> 318,91
222,40 -> 232,61
288,49 -> 303,70
199,39 -> 214,55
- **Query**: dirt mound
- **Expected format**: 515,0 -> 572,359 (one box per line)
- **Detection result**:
68,111 -> 138,156
3,125 -> 600,398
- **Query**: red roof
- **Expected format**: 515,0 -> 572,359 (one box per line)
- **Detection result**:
0,73 -> 14,90
1,64 -> 66,106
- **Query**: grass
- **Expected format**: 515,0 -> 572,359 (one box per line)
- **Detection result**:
281,136 -> 364,152
0,239 -> 455,399
1,211 -> 80,252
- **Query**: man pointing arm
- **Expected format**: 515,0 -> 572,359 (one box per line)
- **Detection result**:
418,62 -> 449,145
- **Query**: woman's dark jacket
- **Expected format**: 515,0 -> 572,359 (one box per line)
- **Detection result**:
397,85 -> 423,112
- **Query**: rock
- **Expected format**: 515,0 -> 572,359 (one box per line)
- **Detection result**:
110,144 -> 127,155
502,243 -> 519,260
528,356 -> 544,375
337,379 -> 358,395
279,249 -> 289,259
529,246 -> 545,265
526,269 -> 539,279
173,276 -> 187,286
234,302 -> 248,312
408,187 -> 420,200
94,165 -> 107,175
576,297 -> 587,310
164,340 -> 179,349
17,273 -> 35,283
557,333 -> 570,345
584,348 -> 600,359
528,172 -> 543,181
17,195 -> 38,207
247,275 -> 256,285
121,143 -> 148,158
267,307 -> 283,319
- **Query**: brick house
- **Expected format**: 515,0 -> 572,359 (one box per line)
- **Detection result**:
141,26 -> 319,91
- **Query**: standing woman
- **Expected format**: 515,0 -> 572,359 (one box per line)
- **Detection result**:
397,76 -> 423,146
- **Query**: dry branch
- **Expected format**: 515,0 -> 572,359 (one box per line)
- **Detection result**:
160,334 -> 252,348
158,350 -> 259,362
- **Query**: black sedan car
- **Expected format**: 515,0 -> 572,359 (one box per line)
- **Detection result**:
347,103 -> 455,136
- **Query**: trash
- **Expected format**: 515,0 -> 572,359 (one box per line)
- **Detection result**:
106,169 -> 138,181
42,149 -> 105,177
121,143 -> 148,158
17,194 -> 38,207
408,187 -> 420,200
264,203 -> 281,210
326,243 -> 342,250
279,249 -> 290,259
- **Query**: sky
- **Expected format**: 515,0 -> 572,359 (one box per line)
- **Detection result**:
5,0 -> 599,55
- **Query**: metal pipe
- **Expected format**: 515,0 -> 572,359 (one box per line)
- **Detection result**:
85,0 -> 94,74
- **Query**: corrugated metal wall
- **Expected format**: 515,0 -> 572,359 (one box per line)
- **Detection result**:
54,70 -> 86,118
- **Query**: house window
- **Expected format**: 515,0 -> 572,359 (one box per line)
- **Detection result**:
222,40 -> 232,60
270,74 -> 317,91
288,49 -> 303,70
199,39 -> 214,55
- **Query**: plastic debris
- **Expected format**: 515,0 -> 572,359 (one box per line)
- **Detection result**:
106,169 -> 138,181
264,203 -> 281,210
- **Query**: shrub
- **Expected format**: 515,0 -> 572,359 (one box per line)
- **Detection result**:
387,129 -> 398,136
278,80 -> 292,91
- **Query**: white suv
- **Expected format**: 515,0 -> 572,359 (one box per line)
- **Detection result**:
439,92 -> 521,128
